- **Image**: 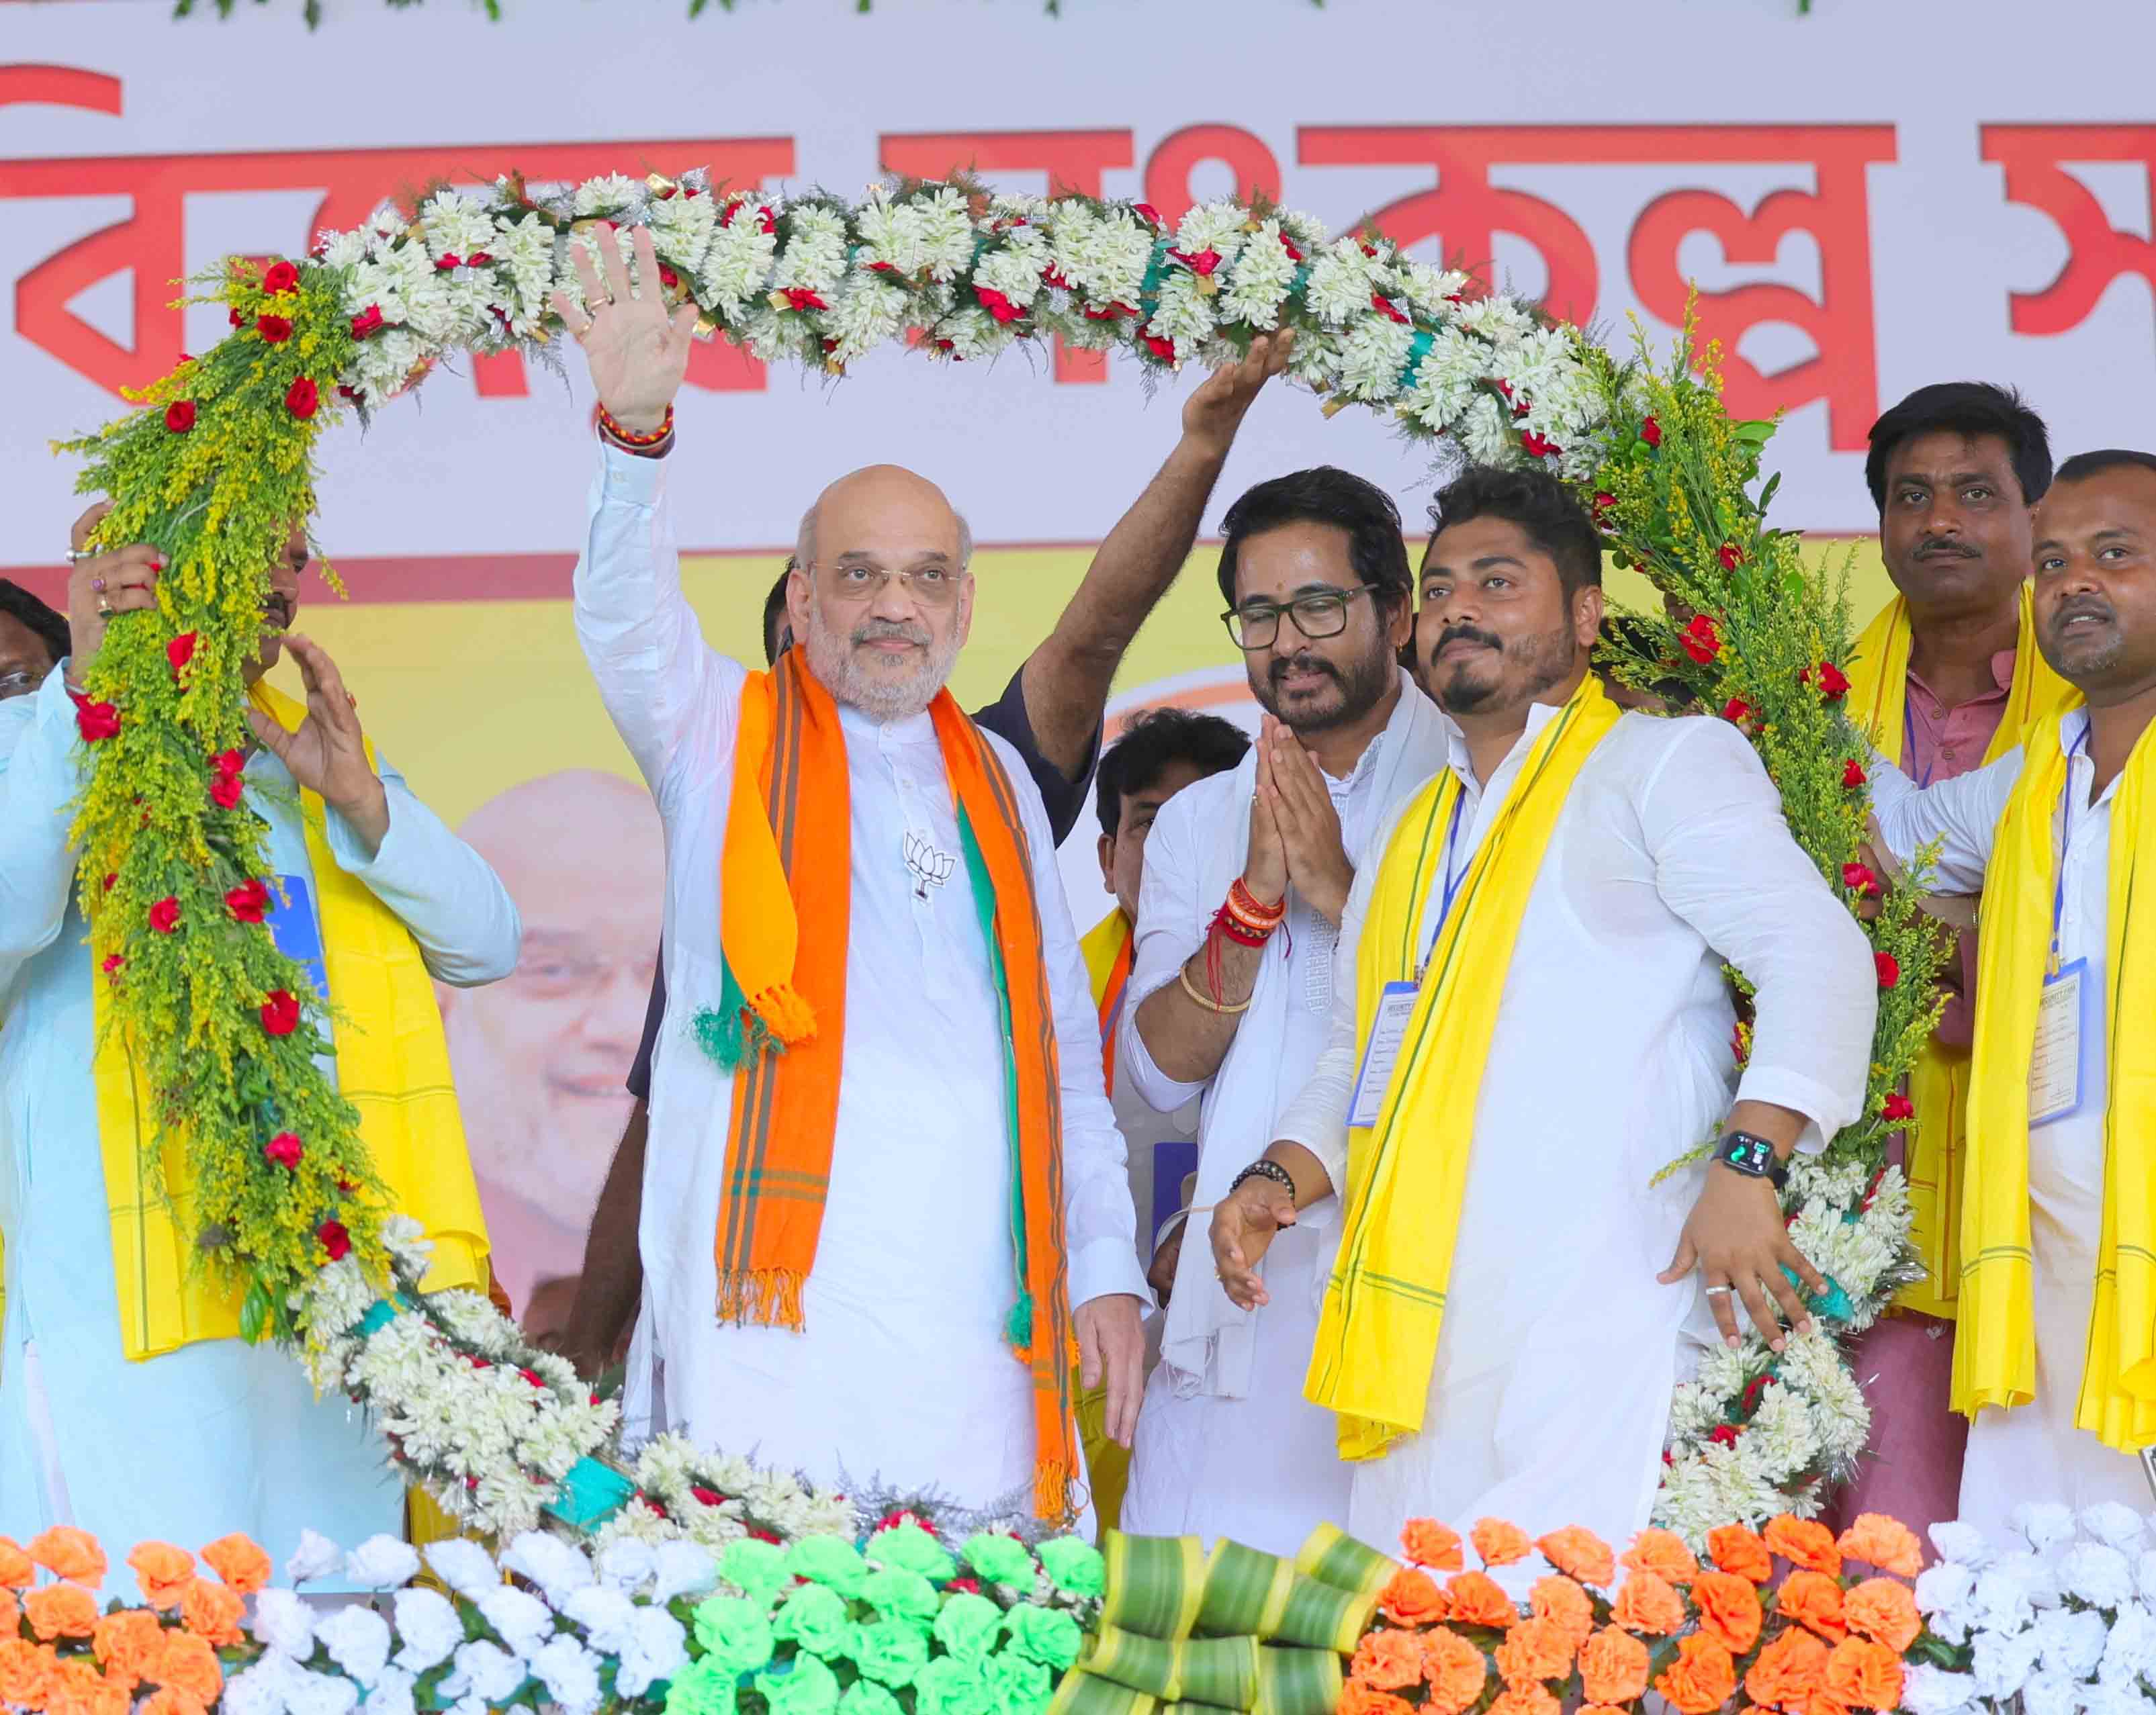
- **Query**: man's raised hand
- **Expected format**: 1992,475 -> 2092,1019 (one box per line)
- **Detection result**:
549,224 -> 699,435
1183,329 -> 1294,457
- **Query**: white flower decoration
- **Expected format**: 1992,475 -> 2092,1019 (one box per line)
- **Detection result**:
285,1530 -> 345,1585
597,1538 -> 656,1593
477,1584 -> 556,1657
444,1641 -> 528,1706
285,1669 -> 360,1715
2016,1503 -> 2079,1553
617,1608 -> 689,1700
501,1531 -> 595,1610
314,1604 -> 393,1688
650,1540 -> 719,1606
561,1585 -> 639,1656
391,1587 -> 465,1674
1898,1663 -> 1976,1715
2063,1542 -> 2137,1611
2085,1505 -> 2150,1552
251,1589 -> 318,1660
342,1534 -> 422,1591
528,1634 -> 604,1715
425,1538 -> 502,1602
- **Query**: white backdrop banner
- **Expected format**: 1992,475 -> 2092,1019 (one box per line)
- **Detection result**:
7,0 -> 2156,567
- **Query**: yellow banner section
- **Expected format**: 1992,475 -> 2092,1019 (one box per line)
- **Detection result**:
268,535 -> 1892,1332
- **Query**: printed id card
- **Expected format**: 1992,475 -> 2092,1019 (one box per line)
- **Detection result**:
2029,957 -> 2094,1127
265,873 -> 330,1003
1348,980 -> 1419,1130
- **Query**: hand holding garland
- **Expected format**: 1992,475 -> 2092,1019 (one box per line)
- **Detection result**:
549,223 -> 699,437
63,501 -> 162,694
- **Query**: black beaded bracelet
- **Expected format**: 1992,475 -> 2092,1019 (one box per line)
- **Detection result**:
1229,1158 -> 1296,1201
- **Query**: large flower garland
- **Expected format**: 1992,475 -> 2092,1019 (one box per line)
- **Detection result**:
56,171 -> 1946,1542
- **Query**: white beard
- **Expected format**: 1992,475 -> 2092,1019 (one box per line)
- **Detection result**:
803,606 -> 960,721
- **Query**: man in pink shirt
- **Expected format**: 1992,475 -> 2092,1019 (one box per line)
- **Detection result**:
1835,381 -> 2067,1531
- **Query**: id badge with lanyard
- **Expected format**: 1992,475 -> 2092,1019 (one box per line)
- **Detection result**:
1349,792 -> 1467,1129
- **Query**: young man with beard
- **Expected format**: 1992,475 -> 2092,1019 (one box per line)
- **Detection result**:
558,228 -> 1149,1520
1867,450 -> 2156,1534
1835,382 -> 2071,1531
1118,467 -> 1450,1555
1210,466 -> 1874,1569
0,505 -> 517,1571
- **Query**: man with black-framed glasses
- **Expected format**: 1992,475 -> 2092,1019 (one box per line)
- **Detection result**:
1116,466 -> 1447,1552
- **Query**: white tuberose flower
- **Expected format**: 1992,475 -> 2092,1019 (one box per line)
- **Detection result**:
392,1587 -> 465,1674
314,1605 -> 393,1689
251,1589 -> 318,1660
343,1534 -> 421,1591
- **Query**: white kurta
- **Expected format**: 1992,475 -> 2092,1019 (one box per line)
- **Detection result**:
1273,704 -> 1875,1567
1116,676 -> 1447,1556
573,446 -> 1147,1518
1869,714 -> 2153,1534
0,663 -> 519,1583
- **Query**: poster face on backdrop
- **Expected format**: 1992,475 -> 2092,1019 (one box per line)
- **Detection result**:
6,0 -> 2149,1320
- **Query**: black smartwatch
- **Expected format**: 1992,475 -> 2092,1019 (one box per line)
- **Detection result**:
1713,1130 -> 1789,1190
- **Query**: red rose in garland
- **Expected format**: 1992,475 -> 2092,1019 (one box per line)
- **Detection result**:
317,1219 -> 351,1262
226,878 -> 271,923
1142,333 -> 1177,362
148,897 -> 181,935
1881,1092 -> 1914,1123
349,306 -> 385,340
261,989 -> 302,1035
261,260 -> 300,295
164,401 -> 196,434
263,1132 -> 303,1170
1717,542 -> 1743,571
166,632 -> 197,678
973,286 -> 1024,324
1875,952 -> 1900,989
285,377 -> 319,420
1640,415 -> 1663,448
210,772 -> 245,809
1843,757 -> 1868,788
1721,698 -> 1754,725
71,692 -> 121,742
256,314 -> 293,344
1679,613 -> 1722,665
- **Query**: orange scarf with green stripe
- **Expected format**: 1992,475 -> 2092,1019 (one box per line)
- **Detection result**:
705,649 -> 1079,1520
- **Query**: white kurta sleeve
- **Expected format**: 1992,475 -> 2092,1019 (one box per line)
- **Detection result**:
1867,745 -> 2019,895
323,751 -> 521,986
572,443 -> 747,806
1271,799 -> 1398,1197
1116,784 -> 1212,1116
989,732 -> 1149,1311
1644,719 -> 1875,1149
0,666 -> 89,965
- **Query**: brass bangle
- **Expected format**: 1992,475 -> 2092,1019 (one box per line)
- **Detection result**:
1178,964 -> 1251,1015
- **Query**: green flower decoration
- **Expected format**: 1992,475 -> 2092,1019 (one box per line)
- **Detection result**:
958,1532 -> 1036,1589
982,1649 -> 1054,1715
850,1618 -> 930,1688
860,1567 -> 940,1631
690,1593 -> 777,1679
662,1656 -> 739,1715
866,1521 -> 956,1584
785,1535 -> 869,1600
930,1593 -> 1001,1667
756,1651 -> 841,1715
1000,1604 -> 1084,1671
838,1683 -> 904,1715
721,1536 -> 791,1602
1035,1536 -> 1106,1600
910,1657 -> 993,1715
774,1583 -> 855,1662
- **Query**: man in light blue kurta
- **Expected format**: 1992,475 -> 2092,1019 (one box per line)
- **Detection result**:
0,525 -> 520,1577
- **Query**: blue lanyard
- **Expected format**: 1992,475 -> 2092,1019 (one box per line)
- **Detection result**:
2050,727 -> 2091,975
1415,790 -> 1470,981
1902,699 -> 1936,789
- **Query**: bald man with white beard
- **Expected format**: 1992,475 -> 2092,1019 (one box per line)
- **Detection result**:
557,228 -> 1148,1520
441,769 -> 662,1327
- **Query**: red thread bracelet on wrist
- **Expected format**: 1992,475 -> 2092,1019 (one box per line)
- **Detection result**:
596,403 -> 676,448
1228,877 -> 1286,925
1212,905 -> 1271,949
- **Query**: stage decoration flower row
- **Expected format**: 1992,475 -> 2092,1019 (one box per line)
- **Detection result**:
56,170 -> 1945,1540
6,1508 -> 2148,1715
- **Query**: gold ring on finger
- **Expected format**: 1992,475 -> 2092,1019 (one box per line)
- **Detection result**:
97,595 -> 112,616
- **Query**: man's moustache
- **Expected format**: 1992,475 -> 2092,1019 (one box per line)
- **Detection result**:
1433,624 -> 1502,661
2050,596 -> 2116,632
852,620 -> 930,647
1914,539 -> 1979,560
1269,653 -> 1339,686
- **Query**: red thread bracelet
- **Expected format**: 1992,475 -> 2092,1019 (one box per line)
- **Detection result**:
597,402 -> 675,448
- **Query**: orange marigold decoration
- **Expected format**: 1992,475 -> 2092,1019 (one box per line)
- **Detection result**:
0,1538 -> 34,1590
1339,1685 -> 1415,1715
1535,1525 -> 1615,1587
1655,1632 -> 1739,1715
1351,1628 -> 1428,1692
0,1638 -> 58,1707
1836,1515 -> 1923,1578
1610,1569 -> 1687,1636
1842,1579 -> 1922,1653
1579,1706 -> 1633,1715
1621,1527 -> 1699,1585
46,1655 -> 126,1715
1578,1625 -> 1652,1705
124,1545 -> 195,1613
1824,1636 -> 1905,1710
1528,1573 -> 1594,1649
148,1633 -> 222,1706
26,1529 -> 105,1588
91,1612 -> 167,1694
1471,1518 -> 1533,1567
138,1691 -> 210,1715
1777,1569 -> 1850,1642
1488,1683 -> 1562,1715
1443,1570 -> 1519,1630
1691,1567 -> 1765,1654
199,1535 -> 271,1597
1747,1626 -> 1832,1710
1379,1567 -> 1449,1627
1401,1518 -> 1466,1572
0,1590 -> 16,1637
179,1579 -> 244,1649
1707,1523 -> 1774,1584
1420,1627 -> 1491,1715
24,1584 -> 99,1643
1494,1616 -> 1576,1687
1764,1515 -> 1843,1577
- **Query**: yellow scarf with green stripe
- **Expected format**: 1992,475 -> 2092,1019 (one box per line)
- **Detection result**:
87,678 -> 488,1362
1846,587 -> 2071,1318
1955,703 -> 2156,1449
1306,676 -> 1621,1459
